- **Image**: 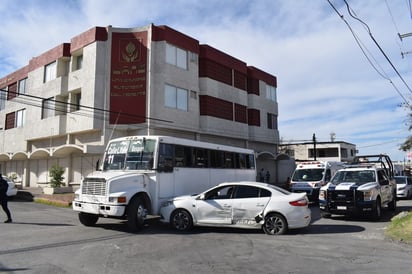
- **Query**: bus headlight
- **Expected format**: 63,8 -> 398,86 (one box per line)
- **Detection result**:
109,196 -> 127,203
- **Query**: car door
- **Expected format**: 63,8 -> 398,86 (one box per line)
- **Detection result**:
378,170 -> 391,203
231,185 -> 271,227
194,185 -> 233,225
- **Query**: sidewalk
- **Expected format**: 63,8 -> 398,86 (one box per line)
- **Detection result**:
15,187 -> 75,207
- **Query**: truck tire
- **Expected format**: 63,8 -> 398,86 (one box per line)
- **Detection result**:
78,212 -> 99,226
127,196 -> 146,232
388,195 -> 396,211
372,198 -> 382,221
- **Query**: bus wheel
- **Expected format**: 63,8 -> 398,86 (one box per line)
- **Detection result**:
78,212 -> 99,226
127,197 -> 147,232
171,209 -> 193,231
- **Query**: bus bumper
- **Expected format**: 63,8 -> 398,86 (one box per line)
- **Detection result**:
73,200 -> 126,217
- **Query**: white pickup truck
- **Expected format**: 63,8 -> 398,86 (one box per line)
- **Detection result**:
319,154 -> 397,220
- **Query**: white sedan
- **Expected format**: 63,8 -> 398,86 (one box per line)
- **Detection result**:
4,176 -> 18,197
160,181 -> 311,235
395,176 -> 412,199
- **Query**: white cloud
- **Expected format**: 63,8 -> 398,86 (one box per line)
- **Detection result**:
1,0 -> 411,161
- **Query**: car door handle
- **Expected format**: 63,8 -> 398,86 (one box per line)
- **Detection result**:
223,204 -> 231,208
256,203 -> 265,207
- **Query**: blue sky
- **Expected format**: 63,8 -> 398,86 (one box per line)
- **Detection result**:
1,0 -> 412,161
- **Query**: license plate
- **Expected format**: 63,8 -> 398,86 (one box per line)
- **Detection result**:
337,206 -> 347,210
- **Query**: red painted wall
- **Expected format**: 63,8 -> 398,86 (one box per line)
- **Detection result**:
109,31 -> 148,124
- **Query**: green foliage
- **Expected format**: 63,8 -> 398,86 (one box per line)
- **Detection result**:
385,211 -> 412,243
49,164 -> 65,188
8,173 -> 17,181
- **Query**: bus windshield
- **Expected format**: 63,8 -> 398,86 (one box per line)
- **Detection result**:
103,138 -> 156,171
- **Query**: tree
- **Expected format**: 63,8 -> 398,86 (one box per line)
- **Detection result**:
401,109 -> 412,151
49,164 -> 65,188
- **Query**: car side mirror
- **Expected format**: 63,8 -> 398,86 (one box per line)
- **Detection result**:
198,194 -> 206,200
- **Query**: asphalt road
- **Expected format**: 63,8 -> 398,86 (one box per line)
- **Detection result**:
0,198 -> 411,274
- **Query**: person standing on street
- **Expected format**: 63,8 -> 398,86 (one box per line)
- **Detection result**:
0,174 -> 12,223
259,168 -> 265,182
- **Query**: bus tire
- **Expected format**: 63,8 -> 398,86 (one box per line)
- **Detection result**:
127,196 -> 146,232
78,212 -> 99,226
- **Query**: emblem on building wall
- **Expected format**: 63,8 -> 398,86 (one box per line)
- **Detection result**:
121,42 -> 139,62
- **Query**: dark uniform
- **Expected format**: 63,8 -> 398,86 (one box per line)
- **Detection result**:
0,174 -> 12,223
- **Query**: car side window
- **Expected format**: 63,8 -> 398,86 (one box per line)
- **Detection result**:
260,188 -> 271,197
377,170 -> 389,185
205,186 -> 233,200
233,186 -> 260,199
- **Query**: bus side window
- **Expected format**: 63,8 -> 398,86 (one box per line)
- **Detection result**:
158,143 -> 174,172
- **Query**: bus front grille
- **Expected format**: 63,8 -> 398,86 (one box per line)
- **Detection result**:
81,178 -> 106,196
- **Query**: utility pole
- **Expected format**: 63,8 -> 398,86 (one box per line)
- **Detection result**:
312,133 -> 317,161
399,32 -> 412,58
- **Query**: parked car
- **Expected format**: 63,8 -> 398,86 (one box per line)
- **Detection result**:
4,176 -> 18,197
395,176 -> 412,199
160,181 -> 311,235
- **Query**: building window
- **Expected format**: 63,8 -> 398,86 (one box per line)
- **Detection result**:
266,84 -> 276,102
165,84 -> 188,111
4,109 -> 25,129
42,97 -> 54,119
73,55 -> 83,71
70,92 -> 81,112
16,109 -> 25,127
166,43 -> 188,69
341,148 -> 348,158
267,113 -> 278,129
18,78 -> 27,95
44,61 -> 56,82
0,89 -> 6,110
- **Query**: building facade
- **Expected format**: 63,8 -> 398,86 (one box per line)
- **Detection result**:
0,24 -> 281,187
279,141 -> 357,162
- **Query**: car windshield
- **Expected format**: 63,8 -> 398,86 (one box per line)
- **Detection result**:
292,168 -> 324,182
331,170 -> 376,186
103,138 -> 156,171
395,177 -> 407,184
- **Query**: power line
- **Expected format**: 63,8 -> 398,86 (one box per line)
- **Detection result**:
0,88 -> 173,124
343,0 -> 412,94
326,0 -> 411,106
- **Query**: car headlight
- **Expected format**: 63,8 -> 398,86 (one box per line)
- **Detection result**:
161,200 -> 174,207
363,190 -> 373,201
319,190 -> 326,200
398,187 -> 405,191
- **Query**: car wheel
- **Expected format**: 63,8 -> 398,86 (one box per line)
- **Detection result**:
78,212 -> 99,226
170,209 -> 193,231
262,213 -> 288,235
127,197 -> 147,232
372,198 -> 382,221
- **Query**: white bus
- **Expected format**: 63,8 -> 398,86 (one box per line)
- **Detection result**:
73,135 -> 256,231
